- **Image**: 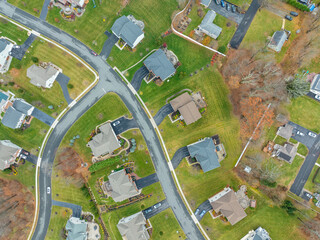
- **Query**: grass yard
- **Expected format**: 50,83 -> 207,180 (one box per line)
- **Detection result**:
0,118 -> 49,155
290,138 -> 298,144
46,206 -> 70,240
304,165 -> 320,193
61,93 -> 130,162
214,14 -> 237,51
184,6 -> 208,36
8,0 -> 43,17
47,0 -> 178,59
285,96 -> 320,133
0,161 -> 36,194
274,135 -> 287,145
297,143 -> 308,156
0,18 -> 29,43
101,182 -> 165,240
149,208 -> 186,240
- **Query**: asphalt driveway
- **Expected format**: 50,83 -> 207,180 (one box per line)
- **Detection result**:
307,92 -> 320,103
135,173 -> 159,189
142,199 -> 169,219
10,33 -> 37,60
56,73 -> 73,104
25,153 -> 37,165
288,121 -> 317,149
131,65 -> 149,91
208,0 -> 244,24
171,146 -> 190,169
111,116 -> 138,135
52,200 -> 82,218
153,103 -> 174,126
100,33 -> 118,60
229,0 -> 261,49
31,108 -> 55,126
194,200 -> 213,221
39,0 -> 50,20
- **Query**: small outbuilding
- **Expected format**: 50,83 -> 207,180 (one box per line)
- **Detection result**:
268,31 -> 287,52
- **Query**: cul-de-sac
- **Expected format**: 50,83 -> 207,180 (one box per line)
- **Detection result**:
0,0 -> 320,239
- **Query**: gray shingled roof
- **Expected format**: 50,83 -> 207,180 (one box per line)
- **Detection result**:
117,212 -> 149,240
0,140 -> 21,170
201,0 -> 212,7
0,38 -> 10,52
187,138 -> 220,172
12,99 -> 34,115
144,49 -> 176,81
268,31 -> 287,52
2,106 -> 25,129
87,123 -> 120,157
311,74 -> 320,94
27,64 -> 58,88
111,16 -> 144,48
199,10 -> 222,39
66,217 -> 87,240
108,170 -> 140,202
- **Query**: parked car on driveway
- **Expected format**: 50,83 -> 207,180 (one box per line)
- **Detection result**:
145,208 -> 152,213
226,3 -> 231,11
113,120 -> 120,126
154,202 -> 162,209
199,210 -> 206,217
290,11 -> 299,17
297,131 -> 305,136
47,187 -> 51,194
195,208 -> 200,215
308,132 -> 317,138
315,95 -> 320,100
285,15 -> 293,21
231,5 -> 236,13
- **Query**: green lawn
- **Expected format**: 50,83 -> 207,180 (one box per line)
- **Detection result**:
0,161 -> 36,194
297,143 -> 308,156
8,0 -> 43,17
304,165 -> 319,193
46,206 -> 70,240
149,208 -> 186,240
274,135 -> 287,145
214,14 -> 237,51
0,118 -> 49,155
184,6 -> 208,36
61,93 -> 130,161
289,138 -> 298,144
0,18 -> 29,43
286,96 -> 320,133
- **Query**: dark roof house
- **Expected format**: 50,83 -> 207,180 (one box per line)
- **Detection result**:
187,137 -> 220,172
169,93 -> 202,125
310,74 -> 320,95
13,99 -> 34,115
268,31 -> 287,52
2,106 -> 26,129
209,187 -> 247,225
143,49 -> 176,81
65,217 -> 87,240
0,140 -> 22,170
199,10 -> 222,39
272,142 -> 297,163
111,15 -> 144,48
117,212 -> 150,240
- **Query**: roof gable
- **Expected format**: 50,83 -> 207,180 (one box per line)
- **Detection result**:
2,106 -> 25,129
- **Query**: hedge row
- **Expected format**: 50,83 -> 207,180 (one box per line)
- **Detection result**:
89,156 -> 121,173
287,0 -> 310,12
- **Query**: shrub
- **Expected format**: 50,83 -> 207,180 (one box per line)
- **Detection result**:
218,46 -> 227,54
12,61 -> 22,69
31,56 -> 39,63
260,178 -> 277,188
8,81 -> 15,86
159,231 -> 163,236
88,156 -> 121,173
67,83 -> 74,89
281,200 -> 297,215
287,0 -> 310,12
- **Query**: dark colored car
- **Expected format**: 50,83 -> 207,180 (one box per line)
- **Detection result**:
290,11 -> 299,17
221,0 -> 225,8
226,3 -> 231,11
90,50 -> 98,56
231,5 -> 236,13
285,15 -> 293,21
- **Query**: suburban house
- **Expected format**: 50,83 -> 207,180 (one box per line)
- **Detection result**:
111,15 -> 145,49
13,99 -> 35,116
0,38 -> 14,73
241,227 -> 271,240
201,0 -> 212,8
1,106 -> 26,129
0,140 -> 22,171
169,92 -> 202,125
209,187 -> 247,225
102,169 -> 141,202
117,212 -> 151,240
310,74 -> 320,95
87,123 -> 120,157
65,216 -> 101,240
143,49 -> 178,82
187,137 -> 226,173
268,31 -> 288,52
272,142 -> 297,163
27,63 -> 60,88
198,10 -> 222,39
51,0 -> 89,18
277,123 -> 293,140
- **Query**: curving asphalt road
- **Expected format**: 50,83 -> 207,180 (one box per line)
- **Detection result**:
0,2 -> 205,240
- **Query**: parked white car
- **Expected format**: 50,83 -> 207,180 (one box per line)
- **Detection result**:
315,95 -> 320,100
297,131 -> 305,136
47,187 -> 51,194
308,132 -> 317,138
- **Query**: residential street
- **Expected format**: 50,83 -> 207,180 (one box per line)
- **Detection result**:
0,2 -> 205,240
